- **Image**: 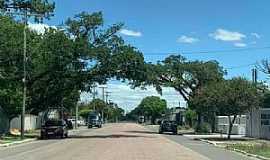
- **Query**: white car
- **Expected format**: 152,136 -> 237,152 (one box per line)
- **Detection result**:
77,120 -> 86,126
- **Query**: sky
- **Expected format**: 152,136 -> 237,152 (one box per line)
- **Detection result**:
32,0 -> 270,111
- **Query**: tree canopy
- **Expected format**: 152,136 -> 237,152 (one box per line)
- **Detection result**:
0,11 -> 147,118
144,55 -> 225,102
132,96 -> 167,124
189,77 -> 261,139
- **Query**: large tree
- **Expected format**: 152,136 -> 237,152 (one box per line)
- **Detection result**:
190,78 -> 261,139
144,55 -> 225,101
136,96 -> 167,124
0,11 -> 147,118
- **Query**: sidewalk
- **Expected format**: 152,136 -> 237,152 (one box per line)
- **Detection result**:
0,126 -> 88,147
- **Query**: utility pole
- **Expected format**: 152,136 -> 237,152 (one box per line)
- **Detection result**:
92,84 -> 97,111
99,85 -> 107,122
99,86 -> 107,102
105,91 -> 111,104
252,68 -> 258,84
250,68 -> 258,137
75,102 -> 79,129
5,8 -> 45,140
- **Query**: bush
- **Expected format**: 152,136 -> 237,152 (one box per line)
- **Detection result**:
195,123 -> 211,134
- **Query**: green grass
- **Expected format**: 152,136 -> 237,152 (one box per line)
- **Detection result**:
0,134 -> 37,144
227,143 -> 270,158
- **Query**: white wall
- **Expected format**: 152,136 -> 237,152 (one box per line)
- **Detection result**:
10,114 -> 42,131
216,115 -> 246,135
246,108 -> 270,139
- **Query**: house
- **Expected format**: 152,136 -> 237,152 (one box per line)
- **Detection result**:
0,107 -> 9,134
166,107 -> 186,125
246,108 -> 270,139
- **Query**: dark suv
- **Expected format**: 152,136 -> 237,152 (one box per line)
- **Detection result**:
41,119 -> 68,139
159,120 -> 178,134
88,114 -> 102,128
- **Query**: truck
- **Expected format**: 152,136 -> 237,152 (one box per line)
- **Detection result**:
88,112 -> 102,128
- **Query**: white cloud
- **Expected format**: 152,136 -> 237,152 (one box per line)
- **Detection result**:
209,28 -> 246,41
80,82 -> 186,112
119,29 -> 142,37
177,35 -> 199,44
251,33 -> 261,39
28,23 -> 57,34
234,42 -> 247,47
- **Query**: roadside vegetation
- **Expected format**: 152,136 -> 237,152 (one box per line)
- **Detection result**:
1,0 -> 270,143
226,142 -> 270,158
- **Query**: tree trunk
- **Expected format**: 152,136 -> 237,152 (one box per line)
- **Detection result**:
227,115 -> 237,139
151,116 -> 156,125
211,112 -> 216,133
196,112 -> 202,132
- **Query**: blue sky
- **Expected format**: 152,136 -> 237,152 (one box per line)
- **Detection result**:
39,0 -> 270,111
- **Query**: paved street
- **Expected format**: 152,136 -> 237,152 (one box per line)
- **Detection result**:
0,123 -> 212,160
146,125 -> 257,160
0,123 -> 259,160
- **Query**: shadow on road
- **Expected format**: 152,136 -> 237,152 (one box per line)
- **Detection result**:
68,134 -> 154,139
124,130 -> 158,135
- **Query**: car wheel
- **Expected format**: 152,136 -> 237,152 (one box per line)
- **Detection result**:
65,132 -> 68,138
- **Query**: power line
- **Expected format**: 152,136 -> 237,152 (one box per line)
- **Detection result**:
143,46 -> 270,55
224,63 -> 257,70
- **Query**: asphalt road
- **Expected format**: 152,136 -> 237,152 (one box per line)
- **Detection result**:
0,123 -> 258,160
0,123 -> 210,160
146,125 -> 258,160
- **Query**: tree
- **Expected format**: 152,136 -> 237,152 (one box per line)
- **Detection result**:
261,91 -> 270,108
136,96 -> 167,124
0,0 -> 55,21
0,11 -> 148,117
184,109 -> 197,127
79,108 -> 92,120
191,78 -> 261,139
88,99 -> 107,112
145,55 -> 225,102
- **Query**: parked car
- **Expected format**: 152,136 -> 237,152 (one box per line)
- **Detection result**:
159,120 -> 178,134
138,116 -> 145,124
88,113 -> 102,128
41,119 -> 68,139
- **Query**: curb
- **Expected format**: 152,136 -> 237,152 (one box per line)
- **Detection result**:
198,139 -> 270,160
0,138 -> 37,147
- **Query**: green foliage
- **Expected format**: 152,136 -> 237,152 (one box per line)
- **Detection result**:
0,10 -> 147,118
262,91 -> 270,108
133,96 -> 167,124
79,108 -> 92,120
195,123 -> 211,134
0,0 -> 55,21
87,99 -> 107,112
184,109 -> 197,127
190,77 -> 261,138
145,55 -> 224,101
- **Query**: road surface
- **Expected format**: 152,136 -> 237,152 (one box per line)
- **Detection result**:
0,123 -> 256,160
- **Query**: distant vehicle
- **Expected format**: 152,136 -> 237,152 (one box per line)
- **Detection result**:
159,120 -> 178,135
88,113 -> 102,128
77,119 -> 86,126
138,116 -> 145,124
41,119 -> 68,139
67,118 -> 76,127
